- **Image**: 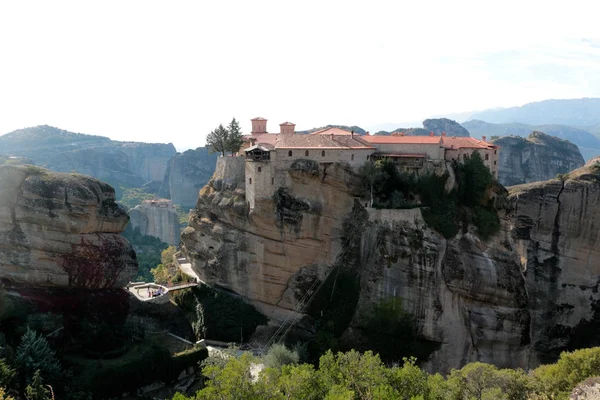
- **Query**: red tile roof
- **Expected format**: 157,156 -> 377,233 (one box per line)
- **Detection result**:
251,117 -> 267,121
311,127 -> 355,136
362,135 -> 443,145
442,137 -> 498,150
243,133 -> 278,147
276,133 -> 375,150
279,121 -> 295,126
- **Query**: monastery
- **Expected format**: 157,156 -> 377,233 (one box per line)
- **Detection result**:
241,117 -> 499,209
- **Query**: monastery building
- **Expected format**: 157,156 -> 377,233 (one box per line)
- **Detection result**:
241,117 -> 499,210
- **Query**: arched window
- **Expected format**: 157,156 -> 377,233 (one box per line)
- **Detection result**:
288,150 -> 292,157
322,150 -> 325,157
351,154 -> 354,161
485,154 -> 489,161
249,178 -> 252,184
305,150 -> 309,157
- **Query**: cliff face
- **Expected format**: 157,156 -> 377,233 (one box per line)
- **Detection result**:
159,148 -> 218,208
0,165 -> 138,289
129,201 -> 180,245
492,132 -> 585,187
181,156 -> 600,372
422,118 -> 470,137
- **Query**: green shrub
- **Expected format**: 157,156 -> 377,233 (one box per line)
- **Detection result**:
263,344 -> 300,369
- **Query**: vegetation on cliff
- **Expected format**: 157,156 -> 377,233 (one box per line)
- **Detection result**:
359,152 -> 500,239
173,345 -> 600,400
206,118 -> 244,156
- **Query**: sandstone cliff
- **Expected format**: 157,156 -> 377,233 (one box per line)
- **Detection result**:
181,155 -> 600,372
159,148 -> 218,208
492,132 -> 585,186
129,200 -> 181,245
0,165 -> 137,288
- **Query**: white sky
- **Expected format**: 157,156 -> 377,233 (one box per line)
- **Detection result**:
1,0 -> 599,150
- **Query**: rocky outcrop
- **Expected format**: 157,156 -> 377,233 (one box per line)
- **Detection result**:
377,118 -> 470,137
422,118 -> 470,137
0,165 -> 137,288
0,125 -> 177,194
492,132 -> 585,186
129,200 -> 180,245
159,148 -> 218,208
181,155 -> 600,372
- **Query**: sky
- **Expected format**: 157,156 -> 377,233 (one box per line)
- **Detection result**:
1,0 -> 599,151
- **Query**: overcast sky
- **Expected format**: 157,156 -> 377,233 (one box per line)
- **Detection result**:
1,0 -> 599,150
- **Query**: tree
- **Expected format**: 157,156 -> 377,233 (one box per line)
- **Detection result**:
15,329 -> 61,385
358,161 -> 387,207
226,118 -> 243,155
151,264 -> 169,284
0,387 -> 14,400
206,124 -> 229,156
24,370 -> 50,400
161,246 -> 178,266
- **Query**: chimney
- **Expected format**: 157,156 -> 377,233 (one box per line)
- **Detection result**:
249,137 -> 257,146
330,133 -> 334,140
251,117 -> 267,134
441,131 -> 446,137
279,121 -> 296,135
351,130 -> 354,138
482,135 -> 487,142
429,131 -> 434,137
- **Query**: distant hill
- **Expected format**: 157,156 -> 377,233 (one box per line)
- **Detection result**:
297,125 -> 367,135
375,118 -> 470,137
463,120 -> 600,160
469,98 -> 600,126
0,125 -> 177,197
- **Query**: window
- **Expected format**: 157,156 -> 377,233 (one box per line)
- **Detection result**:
367,155 -> 370,160
322,150 -> 325,157
258,167 -> 262,172
271,177 -> 274,185
351,154 -> 354,161
288,150 -> 292,157
249,178 -> 252,184
485,154 -> 489,161
494,150 -> 497,154
494,161 -> 497,165
305,150 -> 309,157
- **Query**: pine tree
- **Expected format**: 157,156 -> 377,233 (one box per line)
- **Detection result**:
226,118 -> 243,155
24,370 -> 50,400
15,329 -> 61,385
206,124 -> 229,156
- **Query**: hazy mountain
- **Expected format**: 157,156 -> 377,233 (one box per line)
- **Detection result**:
469,98 -> 600,126
463,120 -> 600,160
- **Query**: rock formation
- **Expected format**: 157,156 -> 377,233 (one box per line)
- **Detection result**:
492,132 -> 585,186
181,154 -> 600,372
129,199 -> 181,245
377,118 -> 470,137
159,148 -> 218,208
422,118 -> 470,137
0,164 -> 137,288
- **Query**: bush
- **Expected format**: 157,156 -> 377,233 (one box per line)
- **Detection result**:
263,344 -> 300,369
